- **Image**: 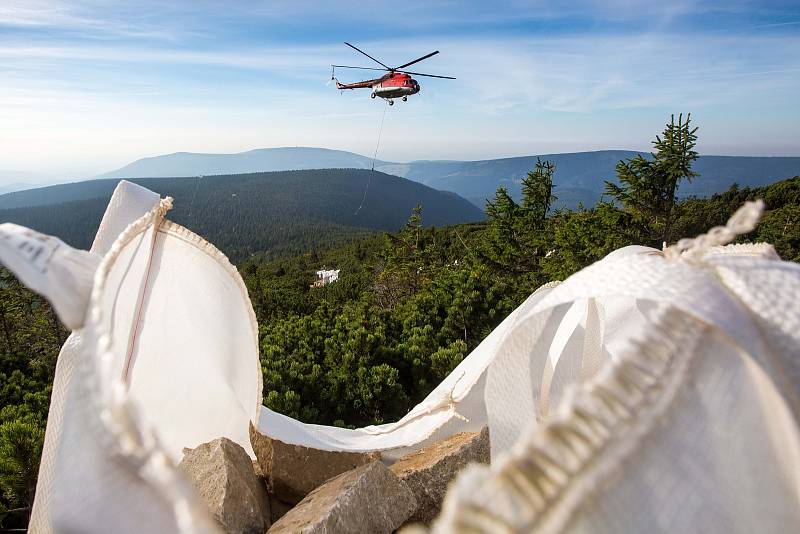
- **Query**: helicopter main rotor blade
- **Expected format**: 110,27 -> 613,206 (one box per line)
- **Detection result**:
398,70 -> 456,80
395,50 -> 440,70
344,42 -> 391,70
331,65 -> 389,72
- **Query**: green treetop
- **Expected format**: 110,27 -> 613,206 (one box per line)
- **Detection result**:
605,113 -> 699,246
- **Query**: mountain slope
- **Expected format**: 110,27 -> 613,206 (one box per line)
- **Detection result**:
386,151 -> 639,208
388,151 -> 800,208
0,179 -> 119,209
0,182 -> 37,195
0,169 -> 484,263
85,147 -> 800,210
98,147 -> 386,179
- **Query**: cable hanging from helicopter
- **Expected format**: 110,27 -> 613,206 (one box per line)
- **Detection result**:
331,42 -> 455,105
334,42 -> 454,216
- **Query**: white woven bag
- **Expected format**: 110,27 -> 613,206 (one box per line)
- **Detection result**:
424,201 -> 800,533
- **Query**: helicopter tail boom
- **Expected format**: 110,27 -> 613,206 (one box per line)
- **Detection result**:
334,79 -> 378,90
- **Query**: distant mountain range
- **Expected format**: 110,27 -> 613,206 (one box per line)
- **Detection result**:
0,169 -> 483,263
0,168 -> 79,195
0,183 -> 37,195
97,147 -> 380,179
93,147 -> 800,208
0,170 -> 43,195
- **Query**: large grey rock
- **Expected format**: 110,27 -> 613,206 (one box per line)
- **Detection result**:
390,427 -> 490,524
269,495 -> 294,524
268,461 -> 416,534
179,438 -> 271,534
250,423 -> 380,504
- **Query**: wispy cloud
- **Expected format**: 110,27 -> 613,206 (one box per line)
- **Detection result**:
753,20 -> 800,28
0,0 -> 202,41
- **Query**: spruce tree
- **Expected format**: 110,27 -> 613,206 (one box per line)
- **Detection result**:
483,186 -> 522,271
483,160 -> 558,274
521,158 -> 557,228
605,113 -> 699,246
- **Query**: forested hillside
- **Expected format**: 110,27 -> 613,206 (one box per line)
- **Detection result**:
0,169 -> 484,263
52,145 -> 800,210
1,116 -> 799,529
6,149 -> 800,212
391,152 -> 800,208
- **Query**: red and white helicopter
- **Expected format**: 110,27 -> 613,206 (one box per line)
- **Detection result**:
332,42 -> 455,105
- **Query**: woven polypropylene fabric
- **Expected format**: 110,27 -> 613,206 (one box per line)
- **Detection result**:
427,245 -> 800,534
45,208 -> 246,532
27,181 -> 160,533
28,335 -> 80,534
26,183 -> 249,533
484,250 -> 772,458
707,255 -> 800,420
566,334 -> 800,534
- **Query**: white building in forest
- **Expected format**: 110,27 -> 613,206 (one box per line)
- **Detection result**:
312,269 -> 340,288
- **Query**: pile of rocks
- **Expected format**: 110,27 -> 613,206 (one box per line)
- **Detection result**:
178,426 -> 490,533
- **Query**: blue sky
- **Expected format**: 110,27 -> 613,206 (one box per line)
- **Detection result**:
1,0 -> 799,181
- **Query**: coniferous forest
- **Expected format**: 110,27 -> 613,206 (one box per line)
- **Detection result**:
2,116 -> 799,529
0,169 -> 484,264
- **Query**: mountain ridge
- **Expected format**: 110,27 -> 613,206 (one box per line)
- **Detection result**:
90,147 -> 800,209
0,169 -> 484,263
97,147 -> 389,180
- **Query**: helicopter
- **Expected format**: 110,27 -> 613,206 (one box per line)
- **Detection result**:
332,42 -> 455,105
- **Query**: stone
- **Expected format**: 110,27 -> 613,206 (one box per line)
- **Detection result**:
249,423 -> 380,504
390,427 -> 490,524
268,461 -> 416,534
179,437 -> 271,534
269,496 -> 294,524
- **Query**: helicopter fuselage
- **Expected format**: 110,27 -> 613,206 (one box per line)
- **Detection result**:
372,72 -> 420,99
336,72 -> 420,101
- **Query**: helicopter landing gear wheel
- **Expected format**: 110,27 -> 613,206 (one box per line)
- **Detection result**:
402,96 -> 407,102
371,92 -> 376,99
388,99 -> 394,106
